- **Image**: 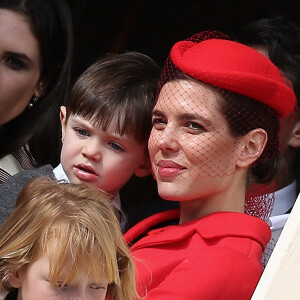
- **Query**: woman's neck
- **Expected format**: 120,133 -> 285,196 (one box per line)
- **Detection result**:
179,171 -> 247,224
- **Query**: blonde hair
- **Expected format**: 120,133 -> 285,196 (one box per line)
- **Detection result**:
0,176 -> 137,300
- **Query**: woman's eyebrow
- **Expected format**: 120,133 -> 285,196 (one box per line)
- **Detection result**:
178,112 -> 214,127
152,109 -> 165,117
178,112 -> 200,120
152,109 -> 213,126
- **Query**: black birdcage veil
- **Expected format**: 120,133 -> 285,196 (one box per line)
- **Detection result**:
149,31 -> 296,222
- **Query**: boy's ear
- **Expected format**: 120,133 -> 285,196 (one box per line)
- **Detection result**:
236,128 -> 268,169
60,106 -> 67,142
7,271 -> 21,289
288,119 -> 300,148
134,157 -> 152,177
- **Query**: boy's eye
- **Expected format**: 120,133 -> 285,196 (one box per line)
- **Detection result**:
108,142 -> 125,152
4,57 -> 26,70
74,128 -> 90,137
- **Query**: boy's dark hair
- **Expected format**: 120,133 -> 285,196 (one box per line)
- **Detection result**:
66,52 -> 160,144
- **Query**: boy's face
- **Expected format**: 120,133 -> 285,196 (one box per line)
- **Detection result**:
9,252 -> 109,300
60,106 -> 151,196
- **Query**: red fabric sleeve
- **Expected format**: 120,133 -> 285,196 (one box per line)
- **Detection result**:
136,247 -> 262,300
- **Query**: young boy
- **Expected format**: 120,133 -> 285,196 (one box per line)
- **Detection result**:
0,52 -> 160,229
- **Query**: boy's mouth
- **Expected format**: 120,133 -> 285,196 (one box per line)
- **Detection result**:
74,164 -> 99,181
76,164 -> 96,174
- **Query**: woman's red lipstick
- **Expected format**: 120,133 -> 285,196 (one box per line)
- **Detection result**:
157,160 -> 185,177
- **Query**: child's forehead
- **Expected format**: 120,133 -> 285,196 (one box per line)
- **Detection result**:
70,112 -> 142,143
42,240 -> 107,272
70,111 -> 121,128
36,253 -> 108,284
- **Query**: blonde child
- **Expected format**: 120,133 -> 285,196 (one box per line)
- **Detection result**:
0,176 -> 137,300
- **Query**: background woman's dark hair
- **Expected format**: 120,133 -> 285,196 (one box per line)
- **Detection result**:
0,0 -> 73,167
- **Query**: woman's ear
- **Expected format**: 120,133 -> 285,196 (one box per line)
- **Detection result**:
237,128 -> 268,169
134,157 -> 152,177
60,106 -> 67,142
288,119 -> 300,148
33,80 -> 46,98
7,272 -> 21,289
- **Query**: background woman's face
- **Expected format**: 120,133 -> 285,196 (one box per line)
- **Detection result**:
0,9 -> 42,126
148,80 -> 241,202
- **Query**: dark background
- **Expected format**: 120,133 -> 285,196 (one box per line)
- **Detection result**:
64,0 -> 300,226
65,0 -> 300,81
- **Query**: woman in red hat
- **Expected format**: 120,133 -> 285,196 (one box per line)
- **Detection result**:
124,31 -> 297,300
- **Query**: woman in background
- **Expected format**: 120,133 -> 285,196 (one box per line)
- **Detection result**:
0,0 -> 73,183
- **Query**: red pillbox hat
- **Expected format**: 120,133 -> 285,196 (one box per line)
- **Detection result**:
170,39 -> 296,117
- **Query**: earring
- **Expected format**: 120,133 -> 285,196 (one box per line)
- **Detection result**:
28,95 -> 39,108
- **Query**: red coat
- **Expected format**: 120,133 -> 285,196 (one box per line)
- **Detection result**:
124,209 -> 271,300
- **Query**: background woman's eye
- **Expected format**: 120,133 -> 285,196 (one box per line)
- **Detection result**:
4,57 -> 25,70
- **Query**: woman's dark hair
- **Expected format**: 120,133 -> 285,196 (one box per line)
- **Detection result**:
0,0 -> 73,166
220,89 -> 280,184
66,52 -> 160,144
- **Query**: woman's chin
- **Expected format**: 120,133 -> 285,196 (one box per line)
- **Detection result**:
157,185 -> 183,202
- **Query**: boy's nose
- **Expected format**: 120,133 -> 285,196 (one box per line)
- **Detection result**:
82,141 -> 101,162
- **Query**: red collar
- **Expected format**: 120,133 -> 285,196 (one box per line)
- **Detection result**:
125,210 -> 270,250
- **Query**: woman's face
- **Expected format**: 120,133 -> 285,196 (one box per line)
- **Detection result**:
0,9 -> 42,126
148,80 -> 242,202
